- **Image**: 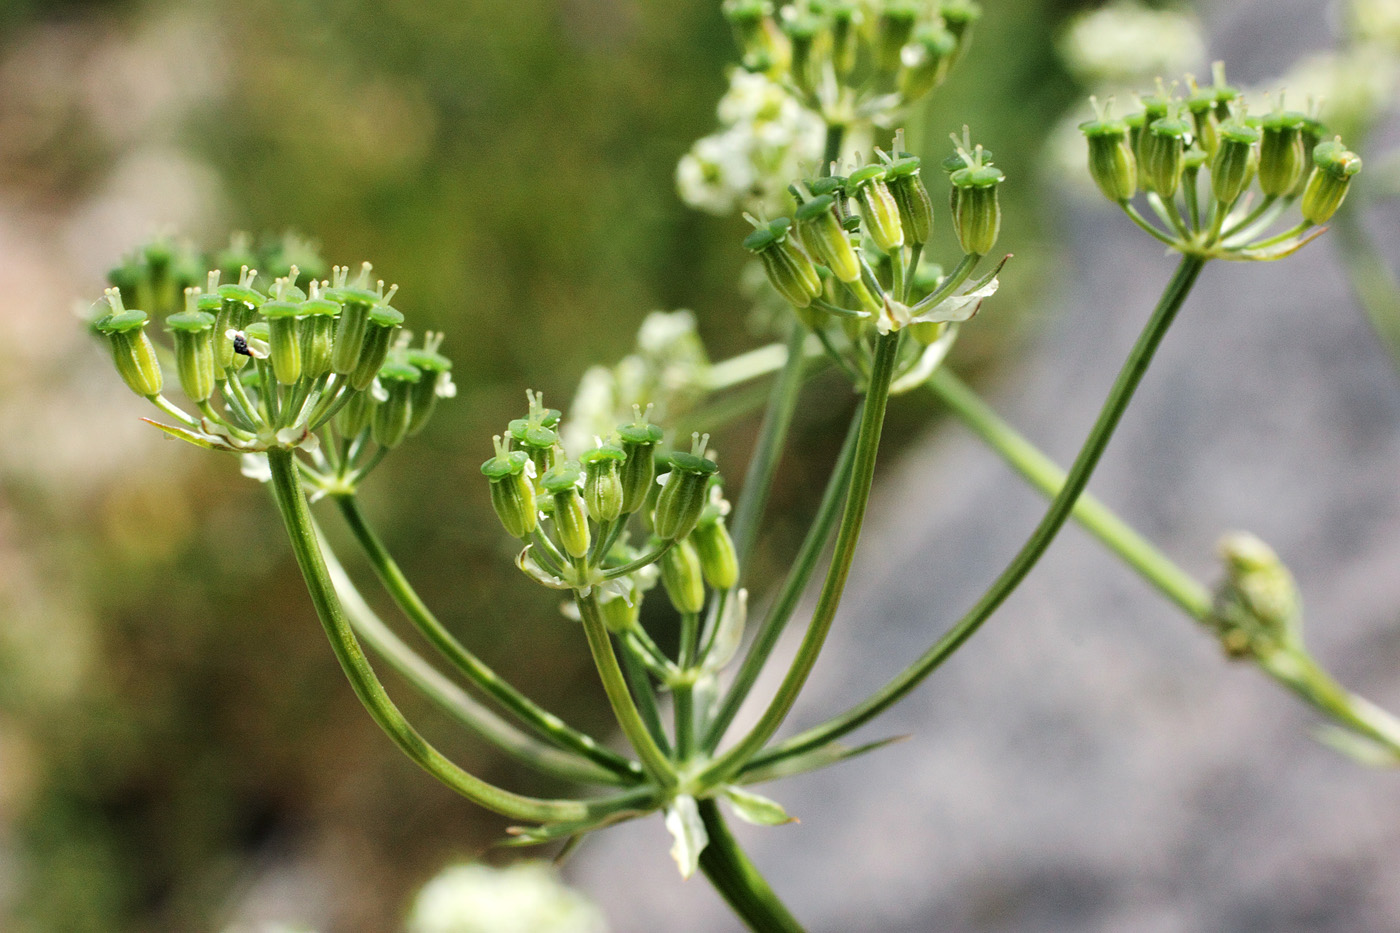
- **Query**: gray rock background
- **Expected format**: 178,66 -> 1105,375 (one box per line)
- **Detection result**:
573,4 -> 1400,930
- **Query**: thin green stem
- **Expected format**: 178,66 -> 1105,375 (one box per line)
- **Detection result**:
752,255 -> 1206,767
150,394 -> 199,428
333,494 -> 642,781
704,409 -> 861,749
731,320 -> 809,571
317,525 -> 630,786
1121,202 -> 1180,247
577,591 -> 678,787
697,798 -> 805,933
676,610 -> 701,759
925,368 -> 1211,618
1258,650 -> 1400,756
907,253 -> 979,317
821,123 -> 845,175
602,540 -> 676,580
696,330 -> 902,787
266,448 -> 603,823
618,638 -> 672,755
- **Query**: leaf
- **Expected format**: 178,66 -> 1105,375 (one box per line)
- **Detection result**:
737,734 -> 909,785
721,785 -> 796,826
664,795 -> 709,879
499,807 -> 649,848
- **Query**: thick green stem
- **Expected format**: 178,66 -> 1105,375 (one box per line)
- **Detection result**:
333,494 -> 642,781
696,330 -> 902,787
753,256 -> 1205,766
266,448 -> 601,823
576,592 -> 678,787
925,367 -> 1211,618
697,798 -> 806,933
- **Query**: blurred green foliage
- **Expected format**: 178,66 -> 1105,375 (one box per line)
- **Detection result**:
0,0 -> 1089,928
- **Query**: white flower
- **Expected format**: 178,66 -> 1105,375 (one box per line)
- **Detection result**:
1059,1 -> 1205,85
406,861 -> 607,933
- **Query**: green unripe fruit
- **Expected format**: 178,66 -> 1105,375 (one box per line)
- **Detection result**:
348,305 -> 404,391
886,157 -> 934,245
1210,120 -> 1261,207
654,446 -> 719,541
404,345 -> 452,436
482,448 -> 538,539
847,165 -> 904,253
598,592 -> 640,634
795,195 -> 861,283
371,360 -> 421,449
949,163 -> 1003,256
326,287 -> 380,375
541,463 -> 590,559
215,283 -> 262,373
1141,116 -> 1189,198
618,419 -> 664,515
744,219 -> 822,309
660,537 -> 706,615
1300,140 -> 1362,224
298,298 -> 340,381
97,307 -> 163,398
261,300 -> 303,386
580,443 -> 627,524
874,0 -> 919,75
899,26 -> 956,102
1257,110 -> 1307,197
1080,118 -> 1137,203
692,518 -> 739,590
166,309 -> 217,403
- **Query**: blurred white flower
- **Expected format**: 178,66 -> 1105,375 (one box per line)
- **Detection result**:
406,861 -> 607,933
676,68 -> 823,217
1058,1 -> 1205,86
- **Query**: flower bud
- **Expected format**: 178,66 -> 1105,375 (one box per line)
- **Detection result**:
1141,115 -> 1189,198
371,359 -> 421,449
165,307 -> 217,403
541,462 -> 590,559
598,589 -> 641,633
1300,139 -> 1362,224
404,339 -> 453,436
617,414 -> 664,515
795,194 -> 861,283
348,305 -> 404,392
327,288 -> 381,375
1209,532 -> 1301,658
260,300 -> 303,385
885,156 -> 934,245
782,13 -> 821,97
580,443 -> 627,524
1209,120 -> 1260,207
722,0 -> 775,67
744,218 -> 822,309
298,297 -> 340,381
1080,117 -> 1137,203
692,517 -> 739,590
949,162 -> 1003,256
1186,88 -> 1220,158
847,165 -> 904,253
653,435 -> 719,541
874,1 -> 919,76
899,26 -> 956,102
95,297 -> 164,398
828,1 -> 859,79
481,438 -> 538,539
1257,109 -> 1307,197
660,537 -> 706,615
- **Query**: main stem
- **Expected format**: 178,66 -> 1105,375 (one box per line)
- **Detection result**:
753,255 -> 1205,764
696,330 -> 902,787
697,799 -> 806,933
266,448 -> 599,824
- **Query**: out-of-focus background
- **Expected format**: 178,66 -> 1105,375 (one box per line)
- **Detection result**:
1,0 -> 1397,930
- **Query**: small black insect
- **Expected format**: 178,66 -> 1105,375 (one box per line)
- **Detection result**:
232,332 -> 250,356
